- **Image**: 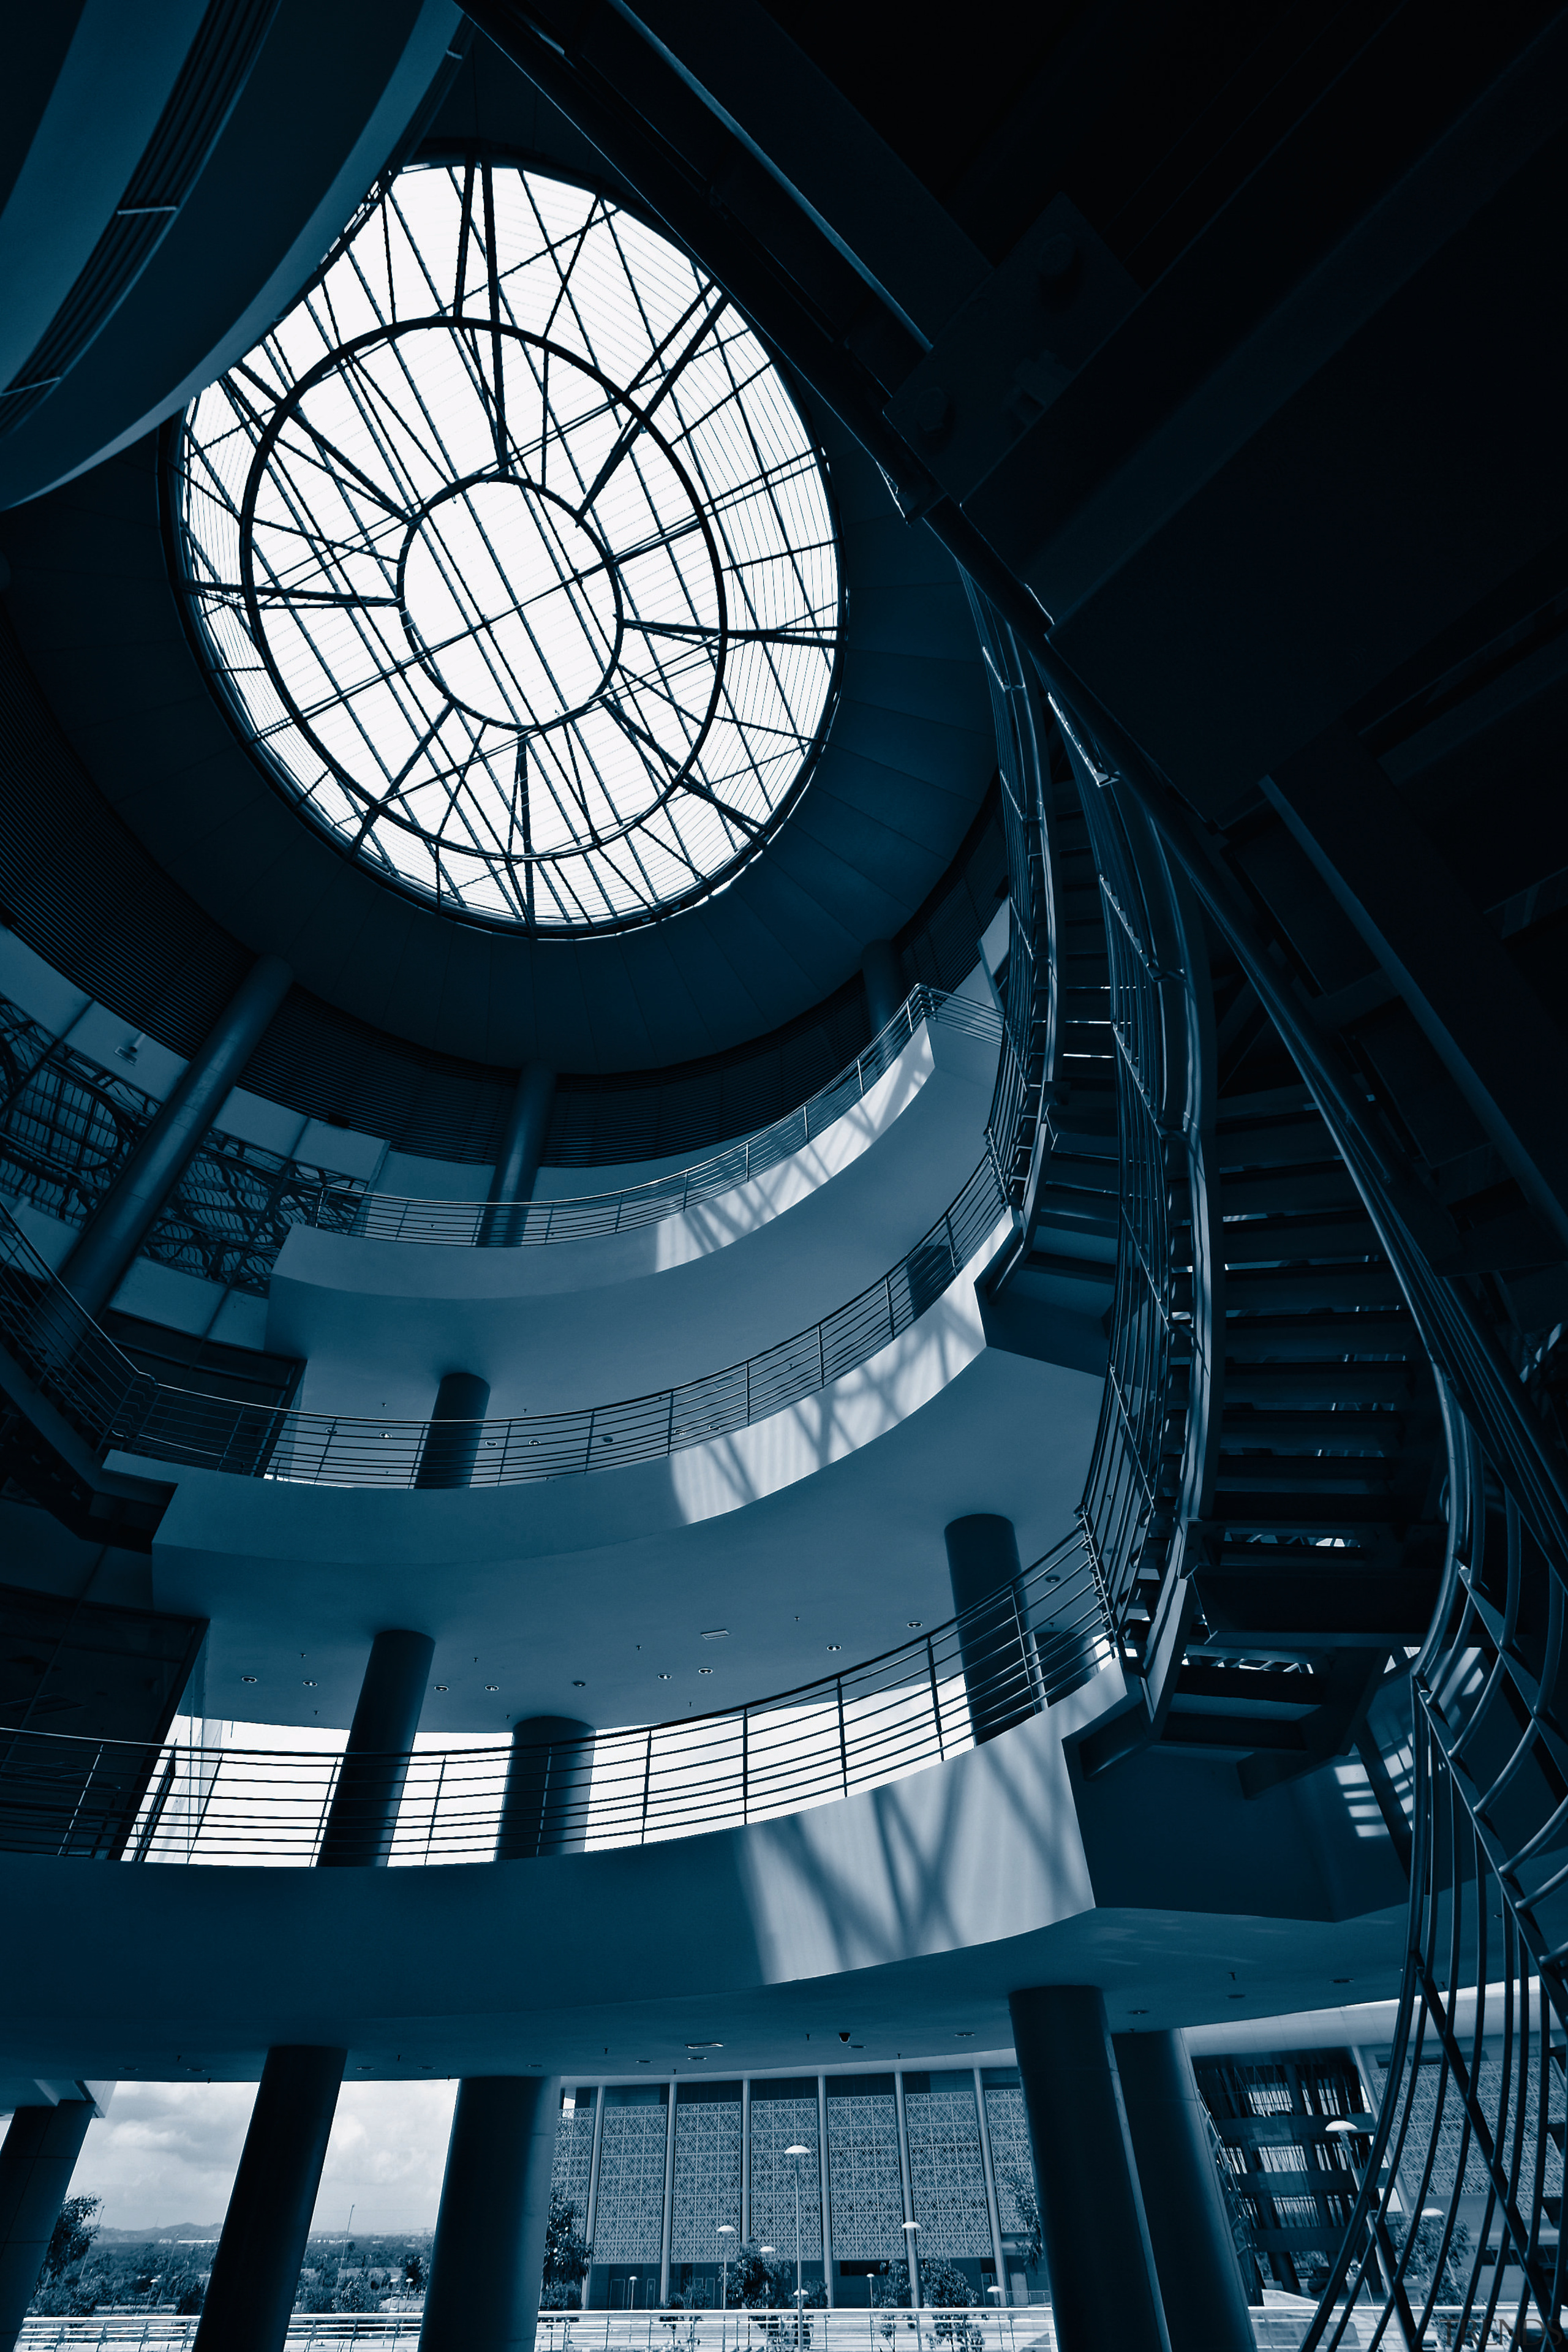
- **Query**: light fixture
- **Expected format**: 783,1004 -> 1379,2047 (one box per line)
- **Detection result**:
786,2144 -> 810,2156
826,1644 -> 840,1652
702,1629 -> 729,1640
658,1673 -> 671,1680
902,2223 -> 920,2233
303,1679 -> 316,1687
435,1684 -> 448,1692
699,1667 -> 714,1674
572,1679 -> 586,1687
241,1675 -> 257,1684
954,2030 -> 974,2038
1324,2120 -> 1357,2135
907,1621 -> 922,1629
486,1684 -> 499,1691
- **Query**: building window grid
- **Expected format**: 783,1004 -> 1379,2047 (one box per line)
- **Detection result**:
750,2097 -> 823,2260
1390,2054 -> 1566,2205
671,2095 -> 743,2263
825,2092 -> 905,2263
905,2081 -> 993,2261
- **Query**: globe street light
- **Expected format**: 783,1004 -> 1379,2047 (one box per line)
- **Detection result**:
785,2146 -> 812,2346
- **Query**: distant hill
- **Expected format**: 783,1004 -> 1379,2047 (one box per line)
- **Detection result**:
96,2225 -> 224,2244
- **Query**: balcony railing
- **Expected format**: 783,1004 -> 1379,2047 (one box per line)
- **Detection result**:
0,1523 -> 1110,1865
0,1158 -> 1009,1489
0,989 -> 999,1283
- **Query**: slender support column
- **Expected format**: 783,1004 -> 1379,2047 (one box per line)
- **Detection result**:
658,2088 -> 677,2305
944,1515 -> 1038,1744
194,2046 -> 345,2352
1008,1986 -> 1169,2352
60,956 -> 292,1319
0,2099 -> 96,2351
496,1716 -> 595,1858
483,1062 -> 556,1246
1112,2032 -> 1254,2352
741,2079 -> 752,2241
420,2076 -> 560,2352
892,2070 -> 919,2307
861,940 -> 904,1038
415,1371 -> 491,1490
316,1629 -> 435,1868
584,2085 -> 605,2254
972,2067 -> 1008,2305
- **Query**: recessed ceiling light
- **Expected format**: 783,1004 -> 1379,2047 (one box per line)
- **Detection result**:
658,1673 -> 671,1680
1128,2010 -> 1148,2016
303,1679 -> 316,1687
638,2058 -> 651,2065
486,1684 -> 499,1691
241,1675 -> 257,1684
434,1684 -> 448,1692
572,1679 -> 586,1687
826,1644 -> 841,1652
701,1629 -> 729,1640
699,1667 -> 714,1674
954,2031 -> 974,2038
907,1621 -> 922,1629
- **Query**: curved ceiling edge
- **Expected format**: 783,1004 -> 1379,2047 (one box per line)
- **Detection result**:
0,391 -> 993,1071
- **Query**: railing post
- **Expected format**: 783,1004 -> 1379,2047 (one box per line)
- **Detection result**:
641,1727 -> 653,1843
928,1638 -> 944,1760
837,1678 -> 848,1796
742,1706 -> 749,1823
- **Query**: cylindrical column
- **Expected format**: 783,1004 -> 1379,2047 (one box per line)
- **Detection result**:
892,2070 -> 919,2307
1112,2033 -> 1254,2352
817,2075 -> 832,2307
60,956 -> 292,1319
194,2045 -> 345,2352
972,2067 -> 1008,2305
415,1371 -> 491,1490
741,2078 -> 752,2240
944,1515 -> 1038,1744
658,2084 -> 676,2305
483,1062 -> 556,1246
861,940 -> 904,1038
1008,1987 -> 1169,2352
420,2076 -> 561,2352
0,2098 -> 96,2350
316,1629 -> 435,1868
496,1716 -> 595,1858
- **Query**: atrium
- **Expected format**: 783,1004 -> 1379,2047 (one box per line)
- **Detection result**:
0,5 -> 1563,2349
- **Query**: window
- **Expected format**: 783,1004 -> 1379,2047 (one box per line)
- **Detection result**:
170,154 -> 842,932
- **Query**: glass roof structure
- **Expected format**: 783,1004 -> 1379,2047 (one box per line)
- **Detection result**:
169,155 -> 843,932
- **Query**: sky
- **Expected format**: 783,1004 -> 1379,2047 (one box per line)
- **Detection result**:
55,2078 -> 459,2236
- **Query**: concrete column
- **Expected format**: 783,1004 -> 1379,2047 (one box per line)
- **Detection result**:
60,956 -> 292,1320
584,2084 -> 605,2252
0,2098 -> 96,2351
194,2045 -> 345,2352
1008,1987 -> 1169,2352
741,2079 -> 752,2240
1112,2032 -> 1254,2352
415,1371 -> 491,1490
483,1062 -> 556,1246
496,1716 -> 595,1858
316,1629 -> 434,1868
861,940 -> 904,1038
658,2084 -> 676,2305
944,1515 -> 1038,1744
892,2070 -> 919,2306
971,2067 -> 1008,2305
420,2075 -> 560,2352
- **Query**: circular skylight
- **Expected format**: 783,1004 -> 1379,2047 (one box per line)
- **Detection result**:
168,154 -> 842,931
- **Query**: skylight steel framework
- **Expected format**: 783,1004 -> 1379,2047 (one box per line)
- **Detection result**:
167,153 -> 843,932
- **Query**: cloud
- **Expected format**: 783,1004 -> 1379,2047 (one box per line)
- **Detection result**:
56,2079 -> 458,2234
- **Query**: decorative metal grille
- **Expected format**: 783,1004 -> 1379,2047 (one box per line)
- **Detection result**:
170,153 -> 842,933
670,2091 -> 743,2262
749,2095 -> 822,2260
981,2086 -> 1035,2240
905,2078 -> 992,2260
590,2090 -> 668,2263
824,2089 -> 905,2262
552,2089 -> 596,2224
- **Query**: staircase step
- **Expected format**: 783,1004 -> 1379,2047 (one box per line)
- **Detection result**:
1224,1267 -> 1406,1314
1217,1411 -> 1408,1455
1219,1220 -> 1387,1268
1224,1365 -> 1415,1405
1223,1316 -> 1420,1361
1221,1170 -> 1362,1216
1216,1120 -> 1343,1170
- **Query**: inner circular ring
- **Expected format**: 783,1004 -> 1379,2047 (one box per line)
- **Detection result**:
399,475 -> 624,730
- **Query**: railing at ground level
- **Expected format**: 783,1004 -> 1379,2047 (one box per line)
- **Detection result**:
347,990 -> 1001,1247
15,2313 -> 1060,2351
0,1524 -> 1110,1863
0,1156 -> 1007,1489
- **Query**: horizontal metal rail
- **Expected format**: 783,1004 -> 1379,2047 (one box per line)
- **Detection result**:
0,1529 -> 1110,1865
0,1160 -> 1008,1489
340,989 -> 1001,1246
14,2311 -> 1054,2349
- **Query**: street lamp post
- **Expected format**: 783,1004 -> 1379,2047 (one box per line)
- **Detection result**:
902,2220 -> 921,2352
718,2223 -> 736,2352
785,2144 -> 811,2351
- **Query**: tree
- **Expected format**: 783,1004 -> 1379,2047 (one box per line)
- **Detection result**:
404,2253 -> 427,2294
333,2271 -> 379,2312
735,2242 -> 797,2307
995,2166 -> 1043,2276
1387,2212 -> 1473,2301
41,2196 -> 100,2285
541,2192 -> 592,2309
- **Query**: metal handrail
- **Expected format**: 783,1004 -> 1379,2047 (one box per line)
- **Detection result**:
337,989 -> 1001,1247
0,1525 -> 1110,1866
0,989 -> 1000,1275
0,1160 -> 1009,1490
